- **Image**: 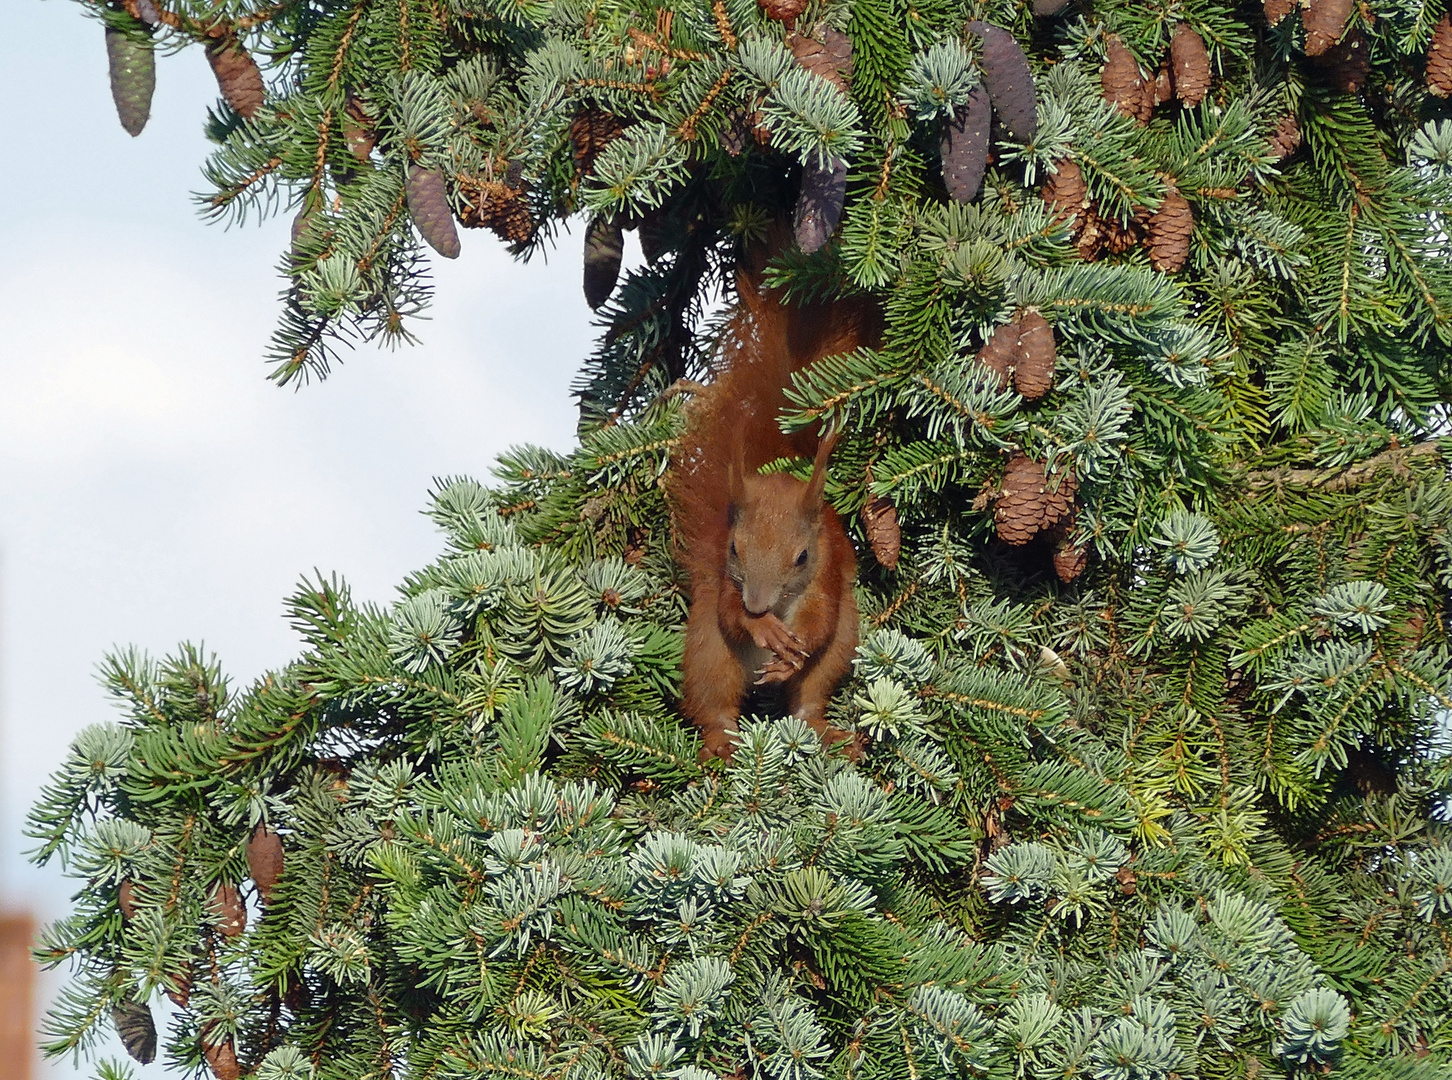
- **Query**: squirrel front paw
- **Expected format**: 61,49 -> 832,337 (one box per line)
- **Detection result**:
747,614 -> 809,663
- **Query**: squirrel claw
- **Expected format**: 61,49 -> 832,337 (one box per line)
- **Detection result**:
754,657 -> 802,685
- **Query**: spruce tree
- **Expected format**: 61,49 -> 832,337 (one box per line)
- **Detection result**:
29,0 -> 1452,1077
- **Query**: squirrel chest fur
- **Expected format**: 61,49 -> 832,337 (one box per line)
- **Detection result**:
672,278 -> 878,760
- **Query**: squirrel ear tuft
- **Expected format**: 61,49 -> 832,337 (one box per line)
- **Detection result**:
803,428 -> 841,511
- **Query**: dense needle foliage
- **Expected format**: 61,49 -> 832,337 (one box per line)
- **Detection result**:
28,0 -> 1452,1076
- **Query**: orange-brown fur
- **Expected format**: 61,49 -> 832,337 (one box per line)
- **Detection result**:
672,274 -> 880,760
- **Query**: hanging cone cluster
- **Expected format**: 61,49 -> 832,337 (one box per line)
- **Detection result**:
976,312 -> 1056,400
1147,189 -> 1193,272
1302,0 -> 1354,56
1264,0 -> 1296,26
205,35 -> 264,119
1052,528 -> 1088,582
1102,36 -> 1152,122
458,171 -> 533,246
861,495 -> 901,570
106,26 -> 154,137
1312,24 -> 1369,92
343,94 -> 376,161
247,823 -> 285,904
112,1000 -> 157,1064
406,164 -> 461,259
1268,114 -> 1301,158
209,881 -> 247,938
789,27 -> 853,92
994,453 -> 1077,544
570,108 -> 626,178
1169,23 -> 1211,107
583,218 -> 624,309
967,21 -> 1038,141
941,85 -> 991,203
1430,14 -> 1452,97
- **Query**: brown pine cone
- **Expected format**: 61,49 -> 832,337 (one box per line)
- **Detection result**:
1302,0 -> 1354,56
112,1000 -> 157,1064
458,176 -> 533,245
1264,0 -> 1296,26
1013,311 -> 1056,400
941,85 -> 992,203
758,0 -> 807,22
1170,23 -> 1211,107
1100,208 -> 1147,255
406,165 -> 462,259
795,156 -> 847,253
583,218 -> 624,309
1075,208 -> 1106,260
209,881 -> 247,938
976,322 -> 1018,388
1052,529 -> 1088,582
205,36 -> 264,119
166,966 -> 192,1009
789,28 -> 853,92
1042,159 -> 1088,226
1153,61 -> 1174,105
1430,14 -> 1452,97
343,94 -> 375,162
967,21 -> 1039,141
203,1033 -> 241,1080
995,454 -> 1077,544
1032,0 -> 1071,15
1268,114 -> 1301,158
1146,190 -> 1192,272
247,823 -> 285,905
118,878 -> 139,920
1102,36 -> 1151,122
570,108 -> 626,177
1312,23 -> 1369,92
861,495 -> 901,570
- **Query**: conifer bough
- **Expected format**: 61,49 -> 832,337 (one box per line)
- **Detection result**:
38,0 -> 1452,1076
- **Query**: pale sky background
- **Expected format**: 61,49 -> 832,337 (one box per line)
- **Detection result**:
1,6 -> 625,1074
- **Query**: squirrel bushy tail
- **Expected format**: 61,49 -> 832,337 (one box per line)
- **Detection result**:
671,272 -> 880,582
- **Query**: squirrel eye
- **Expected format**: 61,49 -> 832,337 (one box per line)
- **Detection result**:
795,549 -> 808,567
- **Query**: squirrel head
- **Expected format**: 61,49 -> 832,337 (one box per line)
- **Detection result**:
725,432 -> 840,618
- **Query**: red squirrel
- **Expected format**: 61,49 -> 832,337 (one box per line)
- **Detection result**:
672,271 -> 880,760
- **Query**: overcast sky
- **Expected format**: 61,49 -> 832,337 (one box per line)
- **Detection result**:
1,6 -> 619,1074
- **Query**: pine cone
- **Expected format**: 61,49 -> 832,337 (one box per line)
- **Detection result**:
1153,61 -> 1174,105
1170,23 -> 1211,107
638,210 -> 670,265
995,454 -> 1077,544
112,1001 -> 157,1065
283,975 -> 310,1014
106,27 -> 154,137
1146,190 -> 1192,272
967,21 -> 1038,141
458,175 -> 533,245
941,85 -> 991,203
406,165 -> 461,259
204,1033 -> 241,1080
1302,0 -> 1354,56
1052,529 -> 1088,582
209,881 -> 247,938
795,156 -> 847,253
343,94 -> 376,162
247,823 -> 285,905
1264,0 -> 1296,26
976,322 -> 1017,388
789,28 -> 853,92
1031,0 -> 1071,16
205,36 -> 264,119
118,878 -> 139,920
1102,36 -> 1151,122
126,0 -> 160,25
583,218 -> 624,309
1268,113 -> 1301,158
570,108 -> 626,178
861,495 -> 901,570
167,966 -> 192,1009
1013,311 -> 1055,401
1312,23 -> 1368,92
1429,14 -> 1452,97
758,0 -> 807,23
1042,159 -> 1088,226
